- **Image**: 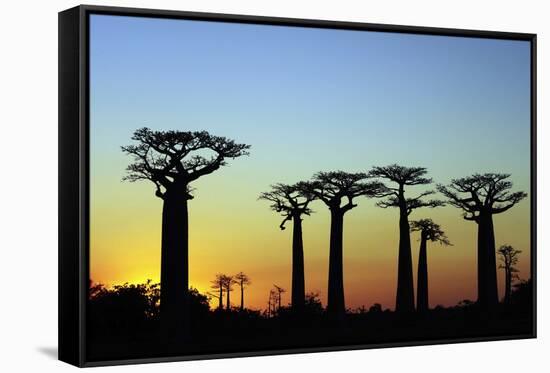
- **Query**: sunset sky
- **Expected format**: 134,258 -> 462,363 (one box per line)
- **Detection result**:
89,14 -> 531,311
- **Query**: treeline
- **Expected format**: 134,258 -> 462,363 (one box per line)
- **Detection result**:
121,128 -> 528,330
87,278 -> 532,328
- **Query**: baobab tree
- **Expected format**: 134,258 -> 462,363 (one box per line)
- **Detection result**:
259,183 -> 314,310
369,165 -> 443,313
298,171 -> 388,319
273,284 -> 286,310
437,173 -> 526,308
267,289 -> 277,317
497,245 -> 522,305
122,128 -> 250,329
221,275 -> 234,311
210,274 -> 225,310
234,272 -> 251,311
410,219 -> 451,312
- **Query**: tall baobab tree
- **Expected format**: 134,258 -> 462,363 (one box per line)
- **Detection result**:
298,171 -> 388,319
273,285 -> 286,310
122,128 -> 250,328
234,272 -> 251,311
369,165 -> 443,313
437,173 -> 526,308
497,245 -> 522,305
210,274 -> 225,310
221,275 -> 234,311
259,183 -> 314,311
410,219 -> 451,312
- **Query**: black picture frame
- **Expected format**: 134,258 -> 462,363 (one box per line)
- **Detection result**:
59,4 -> 537,367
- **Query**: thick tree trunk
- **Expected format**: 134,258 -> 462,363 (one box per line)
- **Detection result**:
416,236 -> 428,312
218,287 -> 223,310
477,213 -> 499,308
504,268 -> 511,304
240,283 -> 244,311
160,192 -> 189,335
226,288 -> 230,310
395,208 -> 415,313
327,209 -> 345,319
291,215 -> 306,311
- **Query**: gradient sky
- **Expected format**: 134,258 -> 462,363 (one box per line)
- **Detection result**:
89,14 -> 531,311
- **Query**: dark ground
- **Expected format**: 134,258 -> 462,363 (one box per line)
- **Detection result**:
86,280 -> 533,362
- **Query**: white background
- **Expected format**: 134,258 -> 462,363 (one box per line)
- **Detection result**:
0,0 -> 547,371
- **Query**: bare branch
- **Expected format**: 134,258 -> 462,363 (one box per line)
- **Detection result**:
279,214 -> 292,230
259,182 -> 315,228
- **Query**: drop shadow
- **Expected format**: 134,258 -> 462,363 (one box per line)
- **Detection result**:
37,346 -> 58,360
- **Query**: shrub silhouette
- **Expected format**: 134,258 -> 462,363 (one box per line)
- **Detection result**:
88,281 -> 209,338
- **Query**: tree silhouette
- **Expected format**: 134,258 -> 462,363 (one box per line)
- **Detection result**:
210,274 -> 225,310
234,272 -> 252,311
369,303 -> 383,314
497,245 -> 522,304
437,173 -> 526,308
221,275 -> 234,311
273,285 -> 286,310
259,183 -> 314,311
88,280 -> 161,331
267,289 -> 277,317
369,165 -> 443,313
298,171 -> 388,319
410,219 -> 451,312
510,278 -> 532,310
304,292 -> 324,315
88,281 -> 210,337
122,127 -> 250,330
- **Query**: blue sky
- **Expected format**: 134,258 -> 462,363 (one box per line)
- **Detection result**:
90,14 -> 531,186
89,14 -> 532,308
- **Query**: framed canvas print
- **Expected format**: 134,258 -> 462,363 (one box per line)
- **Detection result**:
58,5 -> 537,367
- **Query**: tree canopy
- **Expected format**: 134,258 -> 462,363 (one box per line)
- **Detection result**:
259,183 -> 314,230
369,165 -> 443,214
497,245 -> 522,273
437,173 -> 527,221
297,171 -> 389,212
121,127 -> 250,199
410,218 -> 452,246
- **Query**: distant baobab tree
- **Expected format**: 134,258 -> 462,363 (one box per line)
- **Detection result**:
259,183 -> 314,311
369,165 -> 443,313
221,275 -> 234,310
298,171 -> 388,319
267,288 -> 278,317
210,274 -> 226,310
437,173 -> 526,308
497,245 -> 522,304
273,285 -> 286,310
122,127 -> 250,329
234,272 -> 251,311
410,219 -> 451,312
